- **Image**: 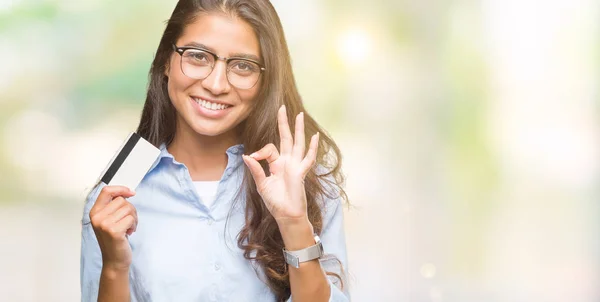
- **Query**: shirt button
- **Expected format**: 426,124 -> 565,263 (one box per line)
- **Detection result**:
207,219 -> 214,225
214,263 -> 221,271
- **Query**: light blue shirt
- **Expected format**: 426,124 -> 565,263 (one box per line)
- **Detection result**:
80,143 -> 350,301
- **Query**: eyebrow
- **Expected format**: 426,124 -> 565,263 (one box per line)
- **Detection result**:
183,41 -> 262,63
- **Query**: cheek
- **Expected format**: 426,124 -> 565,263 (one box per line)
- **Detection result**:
166,78 -> 179,106
236,91 -> 258,121
167,69 -> 193,102
238,85 -> 260,106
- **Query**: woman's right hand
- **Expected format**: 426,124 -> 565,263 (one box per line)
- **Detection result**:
89,185 -> 138,271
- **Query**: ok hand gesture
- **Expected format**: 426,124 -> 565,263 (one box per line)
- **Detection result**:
242,105 -> 319,223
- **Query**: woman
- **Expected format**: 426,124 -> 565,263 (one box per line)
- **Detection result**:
80,0 -> 349,301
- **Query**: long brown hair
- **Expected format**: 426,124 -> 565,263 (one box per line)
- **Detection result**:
135,0 -> 347,300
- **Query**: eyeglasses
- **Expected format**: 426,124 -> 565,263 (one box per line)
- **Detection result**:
172,44 -> 266,89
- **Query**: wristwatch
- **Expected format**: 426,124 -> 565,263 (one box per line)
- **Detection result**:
282,234 -> 325,268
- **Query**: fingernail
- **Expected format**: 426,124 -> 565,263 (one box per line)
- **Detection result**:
249,153 -> 257,158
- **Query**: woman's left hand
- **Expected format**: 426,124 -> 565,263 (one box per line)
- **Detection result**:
242,105 -> 319,225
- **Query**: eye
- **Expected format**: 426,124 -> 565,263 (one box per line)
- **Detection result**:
183,50 -> 212,65
231,61 -> 258,72
191,52 -> 208,61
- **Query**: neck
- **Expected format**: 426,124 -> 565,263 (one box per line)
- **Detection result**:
167,119 -> 241,181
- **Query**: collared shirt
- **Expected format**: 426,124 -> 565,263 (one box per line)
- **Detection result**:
80,143 -> 350,301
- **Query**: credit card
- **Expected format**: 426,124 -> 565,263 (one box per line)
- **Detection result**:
97,132 -> 161,191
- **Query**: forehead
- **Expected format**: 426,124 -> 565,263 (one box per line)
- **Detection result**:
177,13 -> 261,59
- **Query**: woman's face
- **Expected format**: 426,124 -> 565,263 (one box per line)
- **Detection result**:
166,13 -> 261,139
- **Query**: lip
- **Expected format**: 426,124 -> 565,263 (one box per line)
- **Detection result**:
189,96 -> 233,119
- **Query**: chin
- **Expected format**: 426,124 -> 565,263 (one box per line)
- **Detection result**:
191,126 -> 226,137
188,121 -> 233,137
179,109 -> 243,138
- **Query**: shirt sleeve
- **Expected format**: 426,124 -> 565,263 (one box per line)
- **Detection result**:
287,170 -> 351,302
80,182 -> 106,302
319,176 -> 351,302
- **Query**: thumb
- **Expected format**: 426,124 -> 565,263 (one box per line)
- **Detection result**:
242,154 -> 267,186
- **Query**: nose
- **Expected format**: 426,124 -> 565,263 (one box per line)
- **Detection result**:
201,60 -> 231,95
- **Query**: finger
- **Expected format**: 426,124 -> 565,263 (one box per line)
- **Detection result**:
108,203 -> 138,227
300,132 -> 319,175
242,154 -> 267,186
110,209 -> 138,235
292,112 -> 305,161
278,105 -> 293,156
114,215 -> 136,236
93,185 -> 135,210
95,196 -> 128,219
249,143 -> 280,164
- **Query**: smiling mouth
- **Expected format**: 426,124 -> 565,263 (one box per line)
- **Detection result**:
191,97 -> 232,111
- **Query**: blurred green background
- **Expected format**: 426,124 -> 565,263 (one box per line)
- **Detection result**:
0,0 -> 599,301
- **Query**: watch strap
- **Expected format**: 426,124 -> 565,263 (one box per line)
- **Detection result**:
282,234 -> 324,268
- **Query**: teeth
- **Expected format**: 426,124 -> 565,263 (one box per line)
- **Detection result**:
194,98 -> 229,110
